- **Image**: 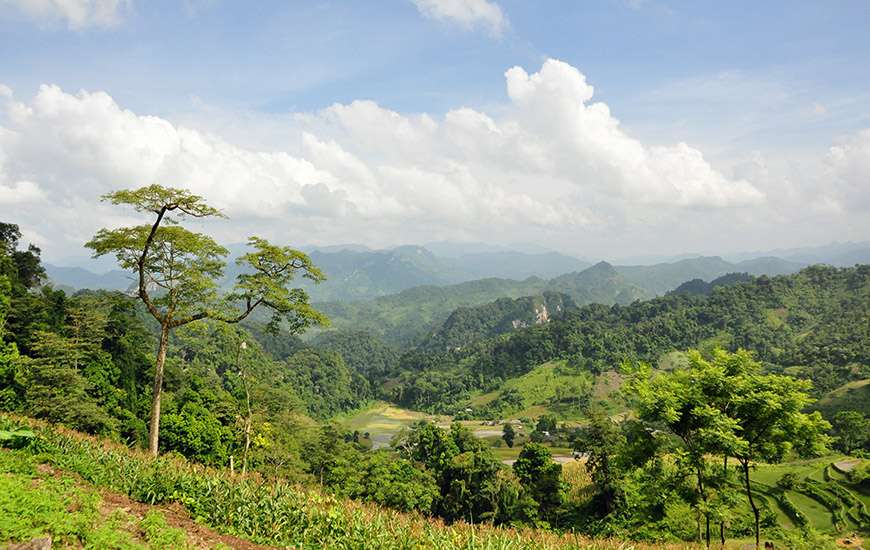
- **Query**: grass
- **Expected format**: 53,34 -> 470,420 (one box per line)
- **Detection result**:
468,361 -> 595,419
2,414 -> 704,550
0,450 -> 197,549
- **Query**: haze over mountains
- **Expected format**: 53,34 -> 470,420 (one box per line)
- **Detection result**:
45,240 -> 869,301
44,240 -> 869,350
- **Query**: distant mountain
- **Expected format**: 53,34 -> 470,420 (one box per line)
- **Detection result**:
669,272 -> 754,296
294,246 -> 590,301
423,241 -> 514,257
301,246 -> 453,302
47,244 -> 808,305
548,261 -> 647,304
319,262 -> 649,347
306,244 -> 373,254
614,256 -> 803,295
45,264 -> 132,291
726,241 -> 870,267
448,251 -> 590,281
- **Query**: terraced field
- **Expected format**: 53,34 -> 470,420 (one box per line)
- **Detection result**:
749,457 -> 870,536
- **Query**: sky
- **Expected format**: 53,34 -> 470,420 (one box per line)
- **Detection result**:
0,0 -> 869,265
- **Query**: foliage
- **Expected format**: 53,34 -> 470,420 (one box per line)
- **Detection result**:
830,410 -> 870,454
85,185 -> 328,455
513,443 -> 563,525
3,416 -> 703,550
502,423 -> 515,448
625,349 -> 831,547
0,449 -> 193,549
390,265 -> 870,413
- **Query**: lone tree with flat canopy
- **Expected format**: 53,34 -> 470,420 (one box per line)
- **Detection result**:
86,184 -> 327,456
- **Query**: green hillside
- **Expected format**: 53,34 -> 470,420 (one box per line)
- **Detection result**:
467,360 -> 596,419
316,256 -> 810,348
386,265 -> 870,415
815,379 -> 870,418
316,276 -> 549,346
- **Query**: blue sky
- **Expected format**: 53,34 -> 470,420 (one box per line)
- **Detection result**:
0,0 -> 869,262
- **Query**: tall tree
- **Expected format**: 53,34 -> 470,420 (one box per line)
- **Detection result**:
86,185 -> 327,456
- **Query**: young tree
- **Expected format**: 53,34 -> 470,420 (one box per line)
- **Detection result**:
626,351 -> 745,549
730,367 -> 830,549
502,422 -> 516,448
86,185 -> 327,456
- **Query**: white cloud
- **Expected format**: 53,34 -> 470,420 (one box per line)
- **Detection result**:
0,59 -> 866,260
411,0 -> 506,35
0,180 -> 45,204
826,130 -> 870,211
2,0 -> 130,29
503,60 -> 764,207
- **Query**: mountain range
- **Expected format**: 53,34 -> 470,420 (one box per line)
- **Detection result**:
44,240 -> 868,306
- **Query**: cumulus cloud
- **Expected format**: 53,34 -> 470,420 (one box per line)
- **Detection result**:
2,58 -> 865,260
411,0 -> 506,35
826,130 -> 870,211
1,0 -> 130,29
503,60 -> 764,207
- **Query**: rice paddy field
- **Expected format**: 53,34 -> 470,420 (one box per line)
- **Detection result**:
338,401 -> 576,463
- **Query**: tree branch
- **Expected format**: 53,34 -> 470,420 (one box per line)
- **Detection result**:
139,206 -> 167,323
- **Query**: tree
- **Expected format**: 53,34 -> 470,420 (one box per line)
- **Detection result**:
625,349 -> 833,548
730,369 -> 830,549
86,185 -> 327,456
395,421 -> 502,523
513,442 -> 563,524
831,411 -> 870,455
535,414 -> 557,435
574,405 -> 625,515
626,350 -> 753,548
502,422 -> 516,448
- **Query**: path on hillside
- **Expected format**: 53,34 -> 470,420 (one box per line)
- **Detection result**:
2,453 -> 278,550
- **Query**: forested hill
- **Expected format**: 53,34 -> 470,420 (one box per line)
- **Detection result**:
421,291 -> 576,352
316,258 -> 802,347
382,264 -> 869,412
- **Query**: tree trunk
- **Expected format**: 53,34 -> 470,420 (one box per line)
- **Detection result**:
742,459 -> 760,550
697,466 -> 710,549
242,404 -> 251,475
148,323 -> 170,457
240,348 -> 252,475
720,456 -> 727,547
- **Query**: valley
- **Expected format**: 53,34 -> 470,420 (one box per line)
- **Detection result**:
3,215 -> 869,549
